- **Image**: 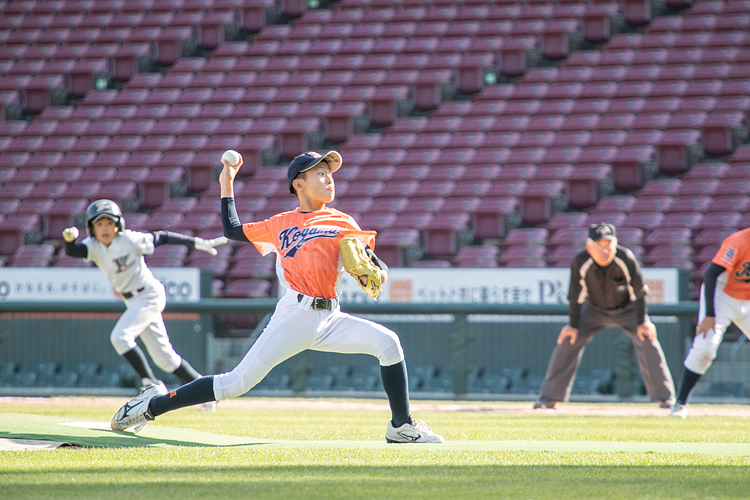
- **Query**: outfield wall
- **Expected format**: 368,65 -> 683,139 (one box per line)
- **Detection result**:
4,267 -> 740,399
0,299 -> 698,398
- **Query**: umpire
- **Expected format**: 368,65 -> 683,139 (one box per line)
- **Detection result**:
533,223 -> 676,409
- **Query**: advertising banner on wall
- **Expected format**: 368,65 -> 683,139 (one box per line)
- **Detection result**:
339,268 -> 681,305
0,268 -> 201,302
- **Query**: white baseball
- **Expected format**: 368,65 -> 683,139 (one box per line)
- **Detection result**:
222,150 -> 241,167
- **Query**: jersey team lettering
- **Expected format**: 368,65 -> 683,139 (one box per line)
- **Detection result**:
279,226 -> 341,258
114,254 -> 135,273
712,228 -> 750,300
734,262 -> 750,284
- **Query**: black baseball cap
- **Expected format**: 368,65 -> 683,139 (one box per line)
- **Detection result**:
287,150 -> 343,194
588,222 -> 617,242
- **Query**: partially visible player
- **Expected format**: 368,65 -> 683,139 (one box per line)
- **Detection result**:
111,151 -> 444,444
63,199 -> 226,411
670,228 -> 750,418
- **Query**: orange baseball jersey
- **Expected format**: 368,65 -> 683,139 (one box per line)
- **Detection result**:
242,207 -> 376,299
712,228 -> 750,300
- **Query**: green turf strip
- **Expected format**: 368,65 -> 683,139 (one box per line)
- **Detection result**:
2,412 -> 749,456
0,413 -> 263,448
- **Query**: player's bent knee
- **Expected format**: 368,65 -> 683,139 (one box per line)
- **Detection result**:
110,333 -> 135,356
375,330 -> 404,366
152,354 -> 181,374
684,346 -> 718,375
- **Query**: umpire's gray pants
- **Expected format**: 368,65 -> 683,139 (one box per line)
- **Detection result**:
538,302 -> 675,403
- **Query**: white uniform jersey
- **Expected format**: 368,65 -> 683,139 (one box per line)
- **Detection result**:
84,230 -> 159,294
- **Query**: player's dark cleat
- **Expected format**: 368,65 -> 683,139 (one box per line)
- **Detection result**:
533,397 -> 557,409
668,403 -> 688,418
385,420 -> 444,443
111,385 -> 158,432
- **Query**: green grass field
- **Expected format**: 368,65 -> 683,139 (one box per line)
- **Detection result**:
2,398 -> 750,499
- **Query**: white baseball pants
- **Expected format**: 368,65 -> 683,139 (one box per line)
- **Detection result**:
213,289 -> 405,401
110,281 -> 182,373
684,285 -> 750,374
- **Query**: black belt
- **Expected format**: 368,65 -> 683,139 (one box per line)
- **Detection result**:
122,287 -> 145,299
298,293 -> 332,311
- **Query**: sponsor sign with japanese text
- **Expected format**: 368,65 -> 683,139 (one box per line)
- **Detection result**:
339,268 -> 680,305
0,268 -> 201,302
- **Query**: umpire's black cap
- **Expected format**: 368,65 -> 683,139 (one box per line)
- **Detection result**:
287,150 -> 342,194
588,222 -> 617,242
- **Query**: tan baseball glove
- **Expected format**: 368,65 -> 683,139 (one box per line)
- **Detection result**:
339,236 -> 381,299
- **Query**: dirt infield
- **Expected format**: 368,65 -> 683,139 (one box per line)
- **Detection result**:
2,396 -> 750,417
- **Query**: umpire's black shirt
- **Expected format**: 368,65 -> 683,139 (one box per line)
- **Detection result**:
567,246 -> 647,328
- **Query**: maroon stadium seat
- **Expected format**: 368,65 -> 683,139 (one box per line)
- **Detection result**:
548,227 -> 588,252
13,165 -> 52,183
610,145 -> 657,191
702,111 -> 747,157
567,165 -> 613,209
503,227 -> 549,249
657,130 -> 703,175
226,260 -> 276,284
705,196 -> 750,215
423,213 -> 471,257
0,182 -> 35,202
520,180 -> 567,226
0,214 -> 42,255
695,212 -> 743,232
640,178 -> 683,197
389,212 -> 434,231
715,179 -> 750,197
661,213 -> 705,231
693,228 -> 738,254
622,212 -> 666,233
630,195 -> 674,214
160,197 -> 199,214
454,243 -> 500,268
549,245 -> 581,268
596,195 -> 638,213
373,228 -> 422,267
682,162 -> 730,182
499,245 -> 546,266
589,213 -> 628,228
223,279 -> 272,298
174,213 -> 222,234
97,182 -> 138,211
499,37 -> 536,78
544,212 -> 590,237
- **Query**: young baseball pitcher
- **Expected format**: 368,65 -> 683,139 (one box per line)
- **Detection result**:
63,199 -> 226,411
111,151 -> 444,443
670,228 -> 750,418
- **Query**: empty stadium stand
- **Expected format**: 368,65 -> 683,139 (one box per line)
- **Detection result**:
0,0 -> 748,314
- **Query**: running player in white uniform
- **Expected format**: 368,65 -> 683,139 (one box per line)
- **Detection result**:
110,152 -> 444,444
670,228 -> 750,418
63,199 -> 226,410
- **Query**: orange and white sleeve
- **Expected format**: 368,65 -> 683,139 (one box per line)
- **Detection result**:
242,220 -> 276,256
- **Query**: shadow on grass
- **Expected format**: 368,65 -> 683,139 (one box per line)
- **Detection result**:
0,413 -> 268,448
0,429 -> 269,448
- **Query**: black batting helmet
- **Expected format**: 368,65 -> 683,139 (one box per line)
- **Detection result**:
85,199 -> 125,236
